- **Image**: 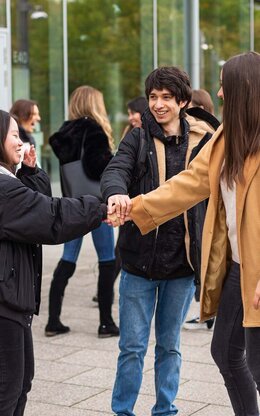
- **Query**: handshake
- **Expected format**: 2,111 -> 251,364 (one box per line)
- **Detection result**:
105,194 -> 133,227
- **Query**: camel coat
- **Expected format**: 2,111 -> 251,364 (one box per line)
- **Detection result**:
131,125 -> 260,327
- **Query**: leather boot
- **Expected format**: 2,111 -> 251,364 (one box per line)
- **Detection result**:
45,259 -> 76,336
97,260 -> 119,338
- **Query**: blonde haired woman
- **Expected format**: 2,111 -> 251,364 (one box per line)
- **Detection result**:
45,85 -> 119,338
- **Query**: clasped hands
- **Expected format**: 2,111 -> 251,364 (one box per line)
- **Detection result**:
106,194 -> 132,227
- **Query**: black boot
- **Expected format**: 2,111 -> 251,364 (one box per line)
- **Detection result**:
97,260 -> 119,338
92,244 -> 121,304
45,259 -> 76,337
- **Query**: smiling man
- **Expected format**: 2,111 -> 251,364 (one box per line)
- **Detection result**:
101,66 -> 219,416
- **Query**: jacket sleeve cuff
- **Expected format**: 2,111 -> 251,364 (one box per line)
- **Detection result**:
102,186 -> 128,203
100,203 -> 107,220
20,163 -> 39,176
130,195 -> 157,235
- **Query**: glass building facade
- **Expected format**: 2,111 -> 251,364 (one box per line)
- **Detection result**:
0,0 -> 259,185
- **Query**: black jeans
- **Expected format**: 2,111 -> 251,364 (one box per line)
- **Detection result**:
0,317 -> 34,416
211,261 -> 260,416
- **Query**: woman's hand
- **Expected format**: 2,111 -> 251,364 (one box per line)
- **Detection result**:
23,145 -> 37,168
105,211 -> 131,227
253,280 -> 260,310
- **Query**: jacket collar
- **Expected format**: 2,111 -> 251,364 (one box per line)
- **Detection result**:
142,108 -> 189,145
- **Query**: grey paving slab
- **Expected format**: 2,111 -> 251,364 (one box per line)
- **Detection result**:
177,379 -> 231,406
28,379 -> 103,407
57,349 -> 119,369
64,367 -> 116,390
191,404 -> 233,416
48,332 -> 121,352
181,329 -> 213,347
25,401 -> 105,416
181,344 -> 215,365
35,359 -> 93,383
180,360 -> 223,383
33,339 -> 80,361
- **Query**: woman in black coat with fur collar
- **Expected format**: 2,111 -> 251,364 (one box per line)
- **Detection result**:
45,85 -> 119,338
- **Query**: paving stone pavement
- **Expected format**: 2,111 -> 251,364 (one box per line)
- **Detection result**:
25,233 -> 234,416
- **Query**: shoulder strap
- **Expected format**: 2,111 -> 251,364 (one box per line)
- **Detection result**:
80,118 -> 89,159
153,138 -> 166,186
133,128 -> 147,181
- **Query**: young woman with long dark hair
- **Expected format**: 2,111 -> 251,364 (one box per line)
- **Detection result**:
0,109 -> 107,415
110,51 -> 260,416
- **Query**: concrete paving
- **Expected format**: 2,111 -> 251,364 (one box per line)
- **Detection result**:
25,233 -> 234,416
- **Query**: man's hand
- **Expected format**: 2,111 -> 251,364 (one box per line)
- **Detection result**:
23,145 -> 37,168
253,279 -> 260,310
107,195 -> 132,224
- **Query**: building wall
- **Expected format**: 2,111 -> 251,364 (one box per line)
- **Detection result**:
0,0 -> 257,182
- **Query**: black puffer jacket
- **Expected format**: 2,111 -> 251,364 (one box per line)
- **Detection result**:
49,117 -> 113,192
101,108 -> 220,281
0,164 -> 106,327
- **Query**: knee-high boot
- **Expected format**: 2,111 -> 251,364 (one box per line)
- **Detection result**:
45,259 -> 76,336
98,260 -> 119,338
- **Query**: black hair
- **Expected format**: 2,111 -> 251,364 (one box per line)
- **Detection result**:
0,110 -> 12,170
145,66 -> 192,117
127,96 -> 148,115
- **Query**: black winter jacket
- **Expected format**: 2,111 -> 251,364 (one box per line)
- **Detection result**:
0,164 -> 106,327
101,108 -> 220,281
49,117 -> 113,195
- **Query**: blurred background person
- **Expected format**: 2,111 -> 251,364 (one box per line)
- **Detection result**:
121,96 -> 148,138
10,99 -> 41,147
45,85 -> 119,338
189,88 -> 215,115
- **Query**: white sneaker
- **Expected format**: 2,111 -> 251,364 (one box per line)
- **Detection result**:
183,316 -> 215,330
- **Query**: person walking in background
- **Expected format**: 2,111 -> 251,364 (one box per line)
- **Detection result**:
184,87 -> 218,330
10,99 -> 41,147
118,51 -> 260,416
0,109 -> 108,415
101,66 -> 218,416
45,85 -> 119,339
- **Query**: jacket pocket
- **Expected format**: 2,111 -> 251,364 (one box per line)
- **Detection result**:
0,241 -> 35,312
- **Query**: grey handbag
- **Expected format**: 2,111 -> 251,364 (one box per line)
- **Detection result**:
60,131 -> 102,200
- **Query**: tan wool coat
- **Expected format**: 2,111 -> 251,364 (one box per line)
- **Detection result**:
131,125 -> 260,327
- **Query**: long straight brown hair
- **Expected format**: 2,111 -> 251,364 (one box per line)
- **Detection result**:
222,51 -> 260,188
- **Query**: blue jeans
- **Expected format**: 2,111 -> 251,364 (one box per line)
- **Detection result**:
112,271 -> 195,416
62,222 -> 115,263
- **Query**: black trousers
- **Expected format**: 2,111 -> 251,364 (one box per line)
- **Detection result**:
0,317 -> 34,416
211,261 -> 260,416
